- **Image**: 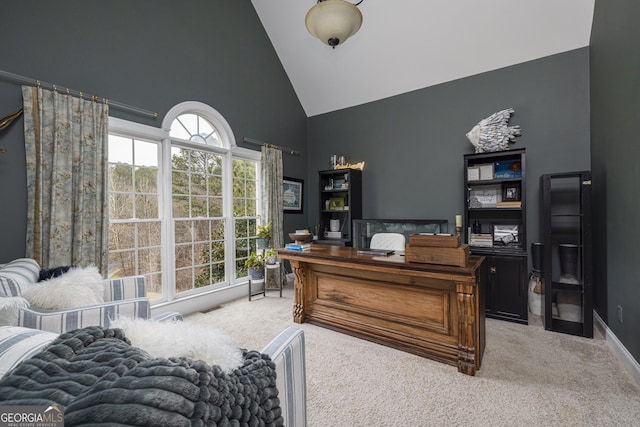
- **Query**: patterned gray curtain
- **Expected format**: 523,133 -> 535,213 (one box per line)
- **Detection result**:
261,146 -> 283,250
22,86 -> 109,273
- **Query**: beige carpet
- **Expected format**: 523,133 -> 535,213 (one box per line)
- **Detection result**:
185,285 -> 640,426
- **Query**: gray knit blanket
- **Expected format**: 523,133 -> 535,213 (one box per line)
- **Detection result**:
0,326 -> 282,426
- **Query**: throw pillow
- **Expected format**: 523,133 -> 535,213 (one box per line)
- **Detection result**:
0,296 -> 30,326
110,317 -> 243,373
22,266 -> 105,310
0,258 -> 40,297
38,266 -> 72,282
0,326 -> 58,377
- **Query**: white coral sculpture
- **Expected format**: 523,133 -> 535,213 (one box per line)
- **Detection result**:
466,108 -> 521,153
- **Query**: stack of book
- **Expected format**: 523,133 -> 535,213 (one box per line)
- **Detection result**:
469,233 -> 493,248
496,200 -> 522,208
285,243 -> 311,251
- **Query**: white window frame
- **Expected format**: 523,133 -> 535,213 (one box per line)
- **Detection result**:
108,101 -> 262,314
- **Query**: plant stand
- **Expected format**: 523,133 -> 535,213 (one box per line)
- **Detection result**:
248,263 -> 282,300
248,277 -> 265,301
265,262 -> 283,297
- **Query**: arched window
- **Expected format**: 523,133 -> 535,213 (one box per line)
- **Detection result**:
107,102 -> 261,311
170,113 -> 222,147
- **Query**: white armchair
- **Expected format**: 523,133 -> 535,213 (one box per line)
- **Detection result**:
0,258 -> 181,334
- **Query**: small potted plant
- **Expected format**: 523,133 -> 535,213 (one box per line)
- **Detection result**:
244,252 -> 265,280
264,249 -> 277,265
256,222 -> 272,249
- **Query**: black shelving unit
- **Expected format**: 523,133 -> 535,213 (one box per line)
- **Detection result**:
316,169 -> 362,246
540,171 -> 593,338
464,148 -> 528,324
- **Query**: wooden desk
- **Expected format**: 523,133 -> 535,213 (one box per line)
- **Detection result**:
277,245 -> 486,375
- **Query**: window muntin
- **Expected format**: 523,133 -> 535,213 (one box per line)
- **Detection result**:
174,218 -> 226,292
171,144 -> 228,293
171,147 -> 223,218
107,104 -> 259,306
170,113 -> 221,147
107,135 -> 162,299
232,159 -> 260,279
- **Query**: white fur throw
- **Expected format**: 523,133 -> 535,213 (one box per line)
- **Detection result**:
0,296 -> 30,326
110,317 -> 243,373
22,266 -> 105,310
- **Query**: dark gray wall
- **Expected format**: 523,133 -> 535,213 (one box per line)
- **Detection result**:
590,0 -> 640,361
3,1 -> 632,361
307,49 -> 591,267
0,0 -> 308,262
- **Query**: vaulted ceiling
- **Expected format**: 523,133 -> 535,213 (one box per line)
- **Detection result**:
251,1 -> 595,117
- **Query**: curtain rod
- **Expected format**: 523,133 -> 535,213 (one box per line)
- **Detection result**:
0,69 -> 158,119
242,136 -> 301,156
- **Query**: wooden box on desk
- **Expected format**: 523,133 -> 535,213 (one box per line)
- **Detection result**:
408,233 -> 461,248
405,244 -> 469,267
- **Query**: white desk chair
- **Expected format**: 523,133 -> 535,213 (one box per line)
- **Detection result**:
369,233 -> 406,251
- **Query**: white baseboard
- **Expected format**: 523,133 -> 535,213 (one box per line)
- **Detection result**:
594,310 -> 640,387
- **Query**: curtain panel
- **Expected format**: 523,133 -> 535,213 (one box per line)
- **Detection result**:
22,86 -> 109,273
261,146 -> 283,251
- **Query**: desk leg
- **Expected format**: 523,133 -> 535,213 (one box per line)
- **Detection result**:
290,260 -> 306,324
456,281 -> 477,376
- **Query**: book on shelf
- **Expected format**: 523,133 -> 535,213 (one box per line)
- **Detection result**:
493,160 -> 522,179
470,241 -> 493,248
285,243 -> 311,251
469,233 -> 493,248
496,201 -> 522,208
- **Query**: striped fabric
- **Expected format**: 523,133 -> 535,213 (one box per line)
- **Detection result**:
0,326 -> 57,378
261,326 -> 307,427
18,299 -> 151,334
104,275 -> 147,301
0,258 -> 40,297
15,275 -> 152,334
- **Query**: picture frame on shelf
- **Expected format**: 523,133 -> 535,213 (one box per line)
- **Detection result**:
502,183 -> 521,201
468,185 -> 501,208
283,177 -> 303,213
467,167 -> 480,181
492,224 -> 521,247
329,197 -> 345,210
478,164 -> 494,180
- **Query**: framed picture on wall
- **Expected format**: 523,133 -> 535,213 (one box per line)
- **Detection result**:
283,177 -> 303,213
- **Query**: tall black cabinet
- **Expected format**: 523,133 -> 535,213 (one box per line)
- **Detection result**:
464,148 -> 528,324
540,171 -> 593,338
316,169 -> 362,246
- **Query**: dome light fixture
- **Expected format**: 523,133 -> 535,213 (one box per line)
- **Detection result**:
305,0 -> 364,48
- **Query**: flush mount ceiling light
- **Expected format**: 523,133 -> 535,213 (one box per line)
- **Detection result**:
305,0 -> 364,48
